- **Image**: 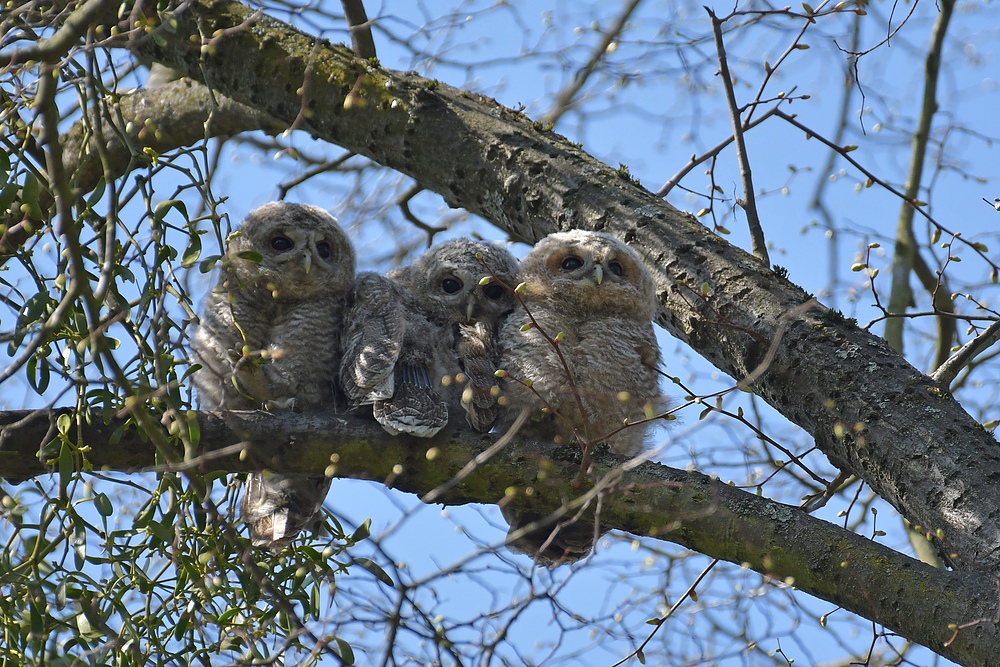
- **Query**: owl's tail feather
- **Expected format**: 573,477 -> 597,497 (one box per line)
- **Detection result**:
241,472 -> 332,552
372,364 -> 449,438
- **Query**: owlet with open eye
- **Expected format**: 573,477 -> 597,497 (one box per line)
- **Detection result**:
192,201 -> 356,551
343,238 -> 520,437
496,229 -> 663,564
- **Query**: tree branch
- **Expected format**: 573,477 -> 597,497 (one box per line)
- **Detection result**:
340,0 -> 376,60
0,0 -> 119,67
2,76 -> 286,262
544,0 -> 642,126
707,8 -> 769,266
0,407 -> 996,666
883,0 -> 955,352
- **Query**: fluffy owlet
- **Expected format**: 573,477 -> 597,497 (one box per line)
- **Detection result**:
341,239 -> 520,437
192,202 -> 356,550
496,229 -> 663,564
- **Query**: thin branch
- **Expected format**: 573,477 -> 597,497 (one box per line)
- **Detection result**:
656,104 -> 782,198
883,0 -> 956,353
544,0 -> 643,126
341,0 -> 377,60
614,559 -> 720,666
707,8 -> 769,266
913,251 -> 957,371
0,0 -> 119,67
397,184 -> 447,242
808,12 -> 862,307
932,320 -> 1000,387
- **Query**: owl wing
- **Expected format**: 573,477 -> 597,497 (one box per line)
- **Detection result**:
340,273 -> 405,405
370,304 -> 450,438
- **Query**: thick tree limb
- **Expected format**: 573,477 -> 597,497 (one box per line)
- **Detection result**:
0,407 -> 996,666
120,0 -> 1000,571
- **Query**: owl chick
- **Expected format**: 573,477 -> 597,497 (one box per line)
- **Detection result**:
497,229 -> 663,564
342,238 -> 520,437
192,201 -> 356,550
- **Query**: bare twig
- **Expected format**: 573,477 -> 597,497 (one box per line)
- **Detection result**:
707,9 -> 769,266
544,0 -> 642,126
931,320 -> 1000,387
0,0 -> 118,66
913,251 -> 957,371
397,184 -> 447,242
808,12 -> 861,306
421,411 -> 528,504
657,105 -> 782,198
277,153 -> 357,199
614,558 -> 720,666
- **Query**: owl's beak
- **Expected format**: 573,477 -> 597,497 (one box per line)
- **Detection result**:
301,252 -> 312,274
592,264 -> 604,285
466,299 -> 476,322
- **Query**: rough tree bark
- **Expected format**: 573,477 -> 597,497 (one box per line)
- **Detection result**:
0,407 -> 997,666
109,0 -> 1000,570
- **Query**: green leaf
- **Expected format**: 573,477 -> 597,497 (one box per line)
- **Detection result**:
235,250 -> 263,263
147,520 -> 174,543
94,493 -> 114,517
354,557 -> 394,587
199,255 -> 221,273
350,518 -> 371,542
59,440 -> 73,499
335,637 -> 356,664
21,172 -> 43,219
154,198 -> 189,223
0,181 -> 20,214
74,520 -> 86,569
181,233 -> 202,268
84,178 -> 107,211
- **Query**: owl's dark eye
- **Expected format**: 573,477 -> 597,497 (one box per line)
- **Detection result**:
483,284 -> 506,300
560,256 -> 584,271
316,241 -> 332,259
270,235 -> 294,252
442,277 -> 463,294
608,261 -> 624,277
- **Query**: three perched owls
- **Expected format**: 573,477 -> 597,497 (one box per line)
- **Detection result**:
496,230 -> 663,564
192,202 -> 356,551
192,206 -> 662,563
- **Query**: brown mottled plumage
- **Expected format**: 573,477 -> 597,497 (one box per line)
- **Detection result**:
497,230 -> 663,564
192,202 -> 355,550
343,238 -> 520,437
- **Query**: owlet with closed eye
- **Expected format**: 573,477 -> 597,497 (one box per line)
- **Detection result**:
192,202 -> 356,551
497,229 -> 663,564
341,239 -> 520,437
